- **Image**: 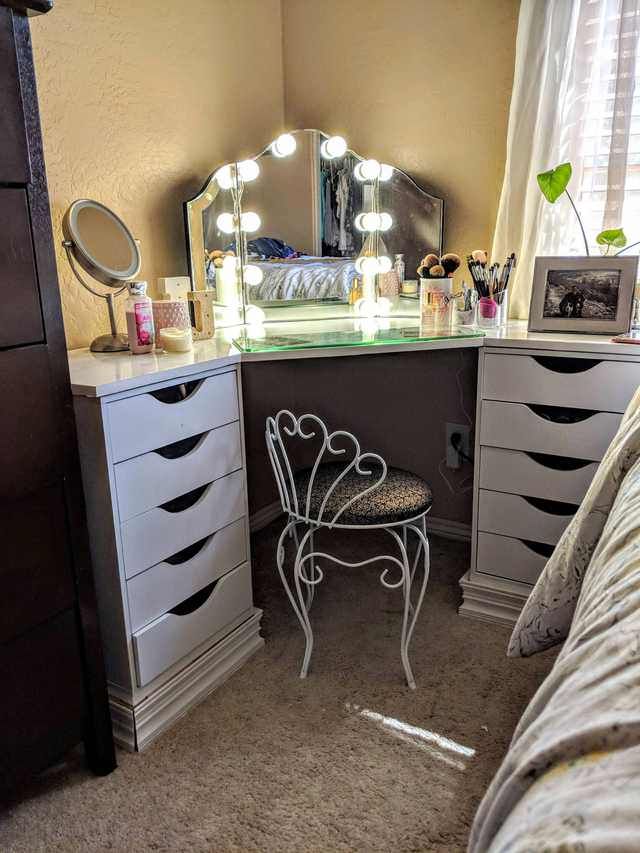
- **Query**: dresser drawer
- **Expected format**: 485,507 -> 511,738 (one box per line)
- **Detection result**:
115,421 -> 242,521
480,400 -> 621,462
121,469 -> 245,578
127,518 -> 247,631
478,489 -> 576,546
476,531 -> 552,585
132,561 -> 254,687
483,352 -> 640,413
107,370 -> 238,463
479,447 -> 598,505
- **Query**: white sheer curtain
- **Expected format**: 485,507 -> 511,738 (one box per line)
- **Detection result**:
493,0 -> 640,318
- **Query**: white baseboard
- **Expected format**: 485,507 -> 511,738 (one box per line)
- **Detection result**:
109,610 -> 264,751
249,500 -> 471,541
458,570 -> 528,627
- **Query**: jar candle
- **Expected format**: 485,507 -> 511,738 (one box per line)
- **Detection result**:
159,326 -> 193,352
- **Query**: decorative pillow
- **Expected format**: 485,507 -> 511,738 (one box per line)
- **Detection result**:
507,385 -> 640,658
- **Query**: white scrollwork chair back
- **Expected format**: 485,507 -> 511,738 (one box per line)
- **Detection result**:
266,409 -> 388,529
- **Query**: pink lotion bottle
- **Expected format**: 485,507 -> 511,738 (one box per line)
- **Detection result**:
125,281 -> 155,354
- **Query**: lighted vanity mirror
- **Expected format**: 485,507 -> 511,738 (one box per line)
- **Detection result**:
184,130 -> 443,325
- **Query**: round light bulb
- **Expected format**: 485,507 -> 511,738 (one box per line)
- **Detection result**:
379,163 -> 394,181
356,297 -> 379,318
377,255 -> 392,273
376,297 -> 392,316
272,133 -> 297,158
378,212 -> 393,231
216,212 -> 236,234
243,264 -> 264,286
354,159 -> 381,181
215,165 -> 235,190
240,211 -> 261,232
320,135 -> 347,159
356,256 -> 380,276
245,304 -> 266,324
237,159 -> 260,182
362,211 -> 381,232
222,254 -> 237,272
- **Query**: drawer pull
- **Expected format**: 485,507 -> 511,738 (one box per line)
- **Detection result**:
532,356 -> 600,374
522,495 -> 578,516
159,483 -> 210,513
149,379 -> 204,404
169,580 -> 216,616
164,535 -> 212,565
519,539 -> 555,558
153,432 -> 206,460
525,452 -> 593,471
528,404 -> 597,424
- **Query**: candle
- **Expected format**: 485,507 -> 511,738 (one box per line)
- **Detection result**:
159,326 -> 193,352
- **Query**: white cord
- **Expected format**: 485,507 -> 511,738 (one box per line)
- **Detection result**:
438,457 -> 457,495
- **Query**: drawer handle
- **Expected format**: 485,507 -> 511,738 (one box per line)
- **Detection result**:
159,482 -> 210,513
519,539 -> 555,558
165,534 -> 212,565
522,495 -> 579,516
154,432 -> 207,459
528,404 -> 597,424
149,379 -> 204,404
169,580 -> 217,616
532,356 -> 600,374
525,452 -> 593,471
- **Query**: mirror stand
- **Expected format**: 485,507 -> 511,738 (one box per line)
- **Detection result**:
63,240 -> 129,352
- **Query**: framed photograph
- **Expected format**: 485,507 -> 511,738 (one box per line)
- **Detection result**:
528,255 -> 638,335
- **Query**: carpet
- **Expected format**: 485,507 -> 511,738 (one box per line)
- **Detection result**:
0,523 -> 555,852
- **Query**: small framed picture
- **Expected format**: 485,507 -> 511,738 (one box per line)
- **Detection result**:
528,255 -> 638,335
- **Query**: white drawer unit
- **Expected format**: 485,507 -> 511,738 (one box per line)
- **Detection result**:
115,421 -> 242,521
133,562 -> 254,687
461,345 -> 640,628
476,532 -> 551,586
479,447 -> 599,505
107,370 -> 239,463
480,400 -> 621,462
127,519 -> 247,632
72,364 -> 263,751
121,469 -> 246,578
483,352 -> 639,413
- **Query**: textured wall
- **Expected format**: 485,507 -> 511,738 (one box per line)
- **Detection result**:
31,0 -> 284,349
282,0 -> 519,286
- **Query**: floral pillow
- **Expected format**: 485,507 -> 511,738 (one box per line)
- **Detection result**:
507,386 -> 640,658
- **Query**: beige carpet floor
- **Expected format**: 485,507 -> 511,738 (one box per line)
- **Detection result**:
0,523 -> 555,852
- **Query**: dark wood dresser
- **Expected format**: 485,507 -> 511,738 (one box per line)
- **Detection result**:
0,1 -> 116,788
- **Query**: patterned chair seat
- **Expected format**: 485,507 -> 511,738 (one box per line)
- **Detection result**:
294,461 -> 432,526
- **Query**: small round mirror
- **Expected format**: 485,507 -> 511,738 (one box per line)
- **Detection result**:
62,199 -> 141,285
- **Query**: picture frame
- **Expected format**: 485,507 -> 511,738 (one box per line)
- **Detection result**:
528,255 -> 638,335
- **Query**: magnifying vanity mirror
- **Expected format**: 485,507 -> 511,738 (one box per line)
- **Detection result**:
62,199 -> 141,352
184,130 -> 443,326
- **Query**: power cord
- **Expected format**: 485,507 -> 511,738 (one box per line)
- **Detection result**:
450,431 -> 474,465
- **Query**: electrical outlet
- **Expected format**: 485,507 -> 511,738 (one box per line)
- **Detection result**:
445,423 -> 471,469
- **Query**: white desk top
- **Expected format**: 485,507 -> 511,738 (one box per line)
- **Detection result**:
68,319 -> 640,398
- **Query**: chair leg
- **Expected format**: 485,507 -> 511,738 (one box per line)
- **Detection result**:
293,529 -> 316,678
395,531 -> 416,689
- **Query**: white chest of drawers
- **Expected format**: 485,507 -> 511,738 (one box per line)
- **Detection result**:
460,344 -> 640,626
72,361 -> 263,750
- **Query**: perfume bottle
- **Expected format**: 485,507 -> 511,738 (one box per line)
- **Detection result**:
393,254 -> 405,284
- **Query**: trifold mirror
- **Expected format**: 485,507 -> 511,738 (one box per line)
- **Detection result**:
184,129 -> 443,325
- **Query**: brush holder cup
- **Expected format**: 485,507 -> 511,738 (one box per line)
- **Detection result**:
419,278 -> 453,333
477,288 -> 509,328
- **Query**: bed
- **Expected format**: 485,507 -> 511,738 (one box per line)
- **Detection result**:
248,257 -> 357,302
469,388 -> 640,851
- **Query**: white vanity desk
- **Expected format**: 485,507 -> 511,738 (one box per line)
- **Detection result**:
68,319 -> 640,749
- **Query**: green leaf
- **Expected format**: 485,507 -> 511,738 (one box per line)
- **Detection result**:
596,228 -> 627,248
537,162 -> 572,203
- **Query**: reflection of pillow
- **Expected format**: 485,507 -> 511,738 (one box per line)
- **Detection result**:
507,386 -> 640,658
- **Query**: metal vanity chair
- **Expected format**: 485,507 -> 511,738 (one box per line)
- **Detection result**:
266,410 -> 432,689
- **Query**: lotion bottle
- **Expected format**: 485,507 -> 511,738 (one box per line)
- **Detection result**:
125,281 -> 155,354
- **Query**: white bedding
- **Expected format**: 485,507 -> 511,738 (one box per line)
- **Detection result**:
248,258 -> 357,301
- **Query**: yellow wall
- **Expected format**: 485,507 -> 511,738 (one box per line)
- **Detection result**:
31,0 -> 284,349
282,0 -> 519,284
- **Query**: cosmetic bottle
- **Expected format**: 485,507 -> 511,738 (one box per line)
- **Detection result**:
125,281 -> 155,354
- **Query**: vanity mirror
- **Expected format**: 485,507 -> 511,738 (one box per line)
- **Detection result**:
62,199 -> 141,352
184,130 -> 443,324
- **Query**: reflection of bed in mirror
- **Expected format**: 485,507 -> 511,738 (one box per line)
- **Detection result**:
249,257 -> 357,302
